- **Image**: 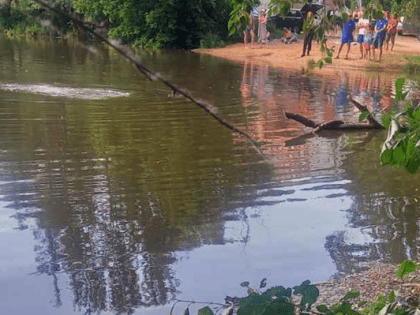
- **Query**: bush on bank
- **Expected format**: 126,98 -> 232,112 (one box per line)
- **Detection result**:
0,0 -> 233,48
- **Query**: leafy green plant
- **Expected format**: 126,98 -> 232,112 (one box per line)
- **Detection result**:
396,260 -> 419,279
403,56 -> 420,75
236,279 -> 319,315
200,33 -> 226,49
380,77 -> 420,174
169,259 -> 420,315
228,0 -> 259,37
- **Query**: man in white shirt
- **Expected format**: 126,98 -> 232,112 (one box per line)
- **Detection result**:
356,11 -> 370,59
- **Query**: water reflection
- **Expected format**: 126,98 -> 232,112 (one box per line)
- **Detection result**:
1,37 -> 420,314
236,60 -> 420,278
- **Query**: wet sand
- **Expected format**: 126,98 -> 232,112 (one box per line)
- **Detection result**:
196,35 -> 420,75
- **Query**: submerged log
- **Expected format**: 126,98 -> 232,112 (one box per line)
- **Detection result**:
284,97 -> 385,133
284,112 -> 383,131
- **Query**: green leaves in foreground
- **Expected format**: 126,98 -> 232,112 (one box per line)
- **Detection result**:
293,280 -> 320,311
197,306 -> 213,315
237,280 -> 317,315
380,77 -> 420,174
396,260 -> 419,279
314,44 -> 334,70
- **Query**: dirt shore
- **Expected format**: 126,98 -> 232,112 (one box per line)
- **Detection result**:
196,35 -> 420,75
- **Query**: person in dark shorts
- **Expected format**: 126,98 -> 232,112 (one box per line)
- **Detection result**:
301,11 -> 315,57
372,11 -> 388,61
335,13 -> 356,59
244,9 -> 256,49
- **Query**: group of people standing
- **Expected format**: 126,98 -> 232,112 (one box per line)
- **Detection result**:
335,10 -> 399,61
243,9 -> 270,49
243,6 -> 399,63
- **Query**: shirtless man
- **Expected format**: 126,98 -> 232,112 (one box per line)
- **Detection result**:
244,10 -> 256,49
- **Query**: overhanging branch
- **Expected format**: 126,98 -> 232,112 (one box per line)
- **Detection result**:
31,0 -> 265,157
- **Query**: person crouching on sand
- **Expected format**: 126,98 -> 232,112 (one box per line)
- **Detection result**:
335,13 -> 356,59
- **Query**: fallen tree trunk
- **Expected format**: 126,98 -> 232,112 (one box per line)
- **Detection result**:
284,96 -> 385,133
284,112 -> 383,131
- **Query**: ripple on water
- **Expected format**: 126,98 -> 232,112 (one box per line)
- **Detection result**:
0,83 -> 130,100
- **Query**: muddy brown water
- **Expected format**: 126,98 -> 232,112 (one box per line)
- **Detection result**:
0,36 -> 418,315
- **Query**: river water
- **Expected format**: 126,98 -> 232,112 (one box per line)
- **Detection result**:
0,36 -> 419,315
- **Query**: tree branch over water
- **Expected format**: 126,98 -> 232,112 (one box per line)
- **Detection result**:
31,0 -> 265,158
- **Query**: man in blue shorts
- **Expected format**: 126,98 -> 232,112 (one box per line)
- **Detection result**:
372,11 -> 388,61
335,13 -> 356,59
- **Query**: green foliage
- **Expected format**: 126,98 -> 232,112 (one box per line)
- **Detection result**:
236,279 -> 317,315
396,260 -> 419,279
228,0 -> 259,37
170,260 -> 420,315
293,280 -> 320,311
379,78 -> 420,173
1,0 -> 233,48
268,0 -> 293,17
403,56 -> 420,75
359,111 -> 370,122
197,306 -> 214,315
200,33 -> 226,48
341,290 -> 361,301
380,77 -> 420,173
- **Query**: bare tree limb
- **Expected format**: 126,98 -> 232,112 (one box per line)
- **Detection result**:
284,112 -> 319,128
284,111 -> 383,132
31,0 -> 266,158
349,98 -> 384,129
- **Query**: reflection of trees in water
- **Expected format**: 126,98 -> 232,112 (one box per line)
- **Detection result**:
237,64 -> 410,279
0,86 -> 274,313
324,130 -> 420,278
325,230 -> 382,279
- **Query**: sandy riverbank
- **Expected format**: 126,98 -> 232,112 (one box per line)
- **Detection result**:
196,35 -> 420,75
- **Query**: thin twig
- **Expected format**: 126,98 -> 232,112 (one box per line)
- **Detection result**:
169,299 -> 226,307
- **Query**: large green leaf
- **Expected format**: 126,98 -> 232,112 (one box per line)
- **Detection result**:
396,260 -> 418,279
237,302 -> 267,315
324,56 -> 332,64
317,305 -> 329,312
381,148 -> 393,165
262,286 -> 292,301
239,293 -> 267,308
261,300 -> 295,315
341,290 -> 360,301
393,145 -> 406,165
406,158 -> 420,174
293,280 -> 320,311
198,306 -> 214,315
395,78 -> 405,101
359,111 -> 370,122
